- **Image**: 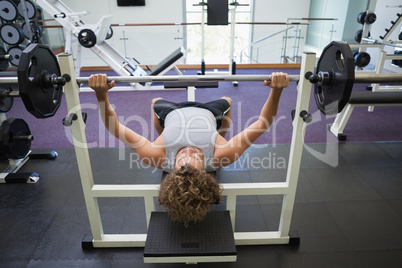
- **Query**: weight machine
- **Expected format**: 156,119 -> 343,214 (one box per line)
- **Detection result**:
34,0 -> 186,90
35,0 -> 141,79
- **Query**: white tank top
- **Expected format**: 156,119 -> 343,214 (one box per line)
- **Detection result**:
162,107 -> 218,172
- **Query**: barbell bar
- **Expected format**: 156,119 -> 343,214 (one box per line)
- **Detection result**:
1,73 -> 401,88
89,73 -> 402,84
78,74 -> 302,84
0,74 -> 301,85
0,42 -> 401,118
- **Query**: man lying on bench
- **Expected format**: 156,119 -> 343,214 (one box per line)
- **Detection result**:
88,72 -> 290,226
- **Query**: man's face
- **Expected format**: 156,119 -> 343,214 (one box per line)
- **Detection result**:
175,146 -> 204,170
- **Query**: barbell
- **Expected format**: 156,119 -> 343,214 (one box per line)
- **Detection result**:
0,42 -> 401,118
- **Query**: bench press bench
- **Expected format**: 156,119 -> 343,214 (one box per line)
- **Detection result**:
330,91 -> 402,140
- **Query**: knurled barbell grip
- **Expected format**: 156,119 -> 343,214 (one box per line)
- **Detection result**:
76,74 -> 302,84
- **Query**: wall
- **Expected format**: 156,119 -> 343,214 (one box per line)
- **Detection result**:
40,0 -> 402,72
342,0 -> 369,44
42,0 -> 185,66
251,0 -> 311,63
305,0 -> 402,74
305,0 -> 365,49
41,0 -> 314,67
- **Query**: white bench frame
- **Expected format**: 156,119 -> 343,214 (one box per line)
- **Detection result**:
58,51 -> 316,259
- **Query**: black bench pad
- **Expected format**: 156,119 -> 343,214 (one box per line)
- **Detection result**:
147,47 -> 184,76
164,81 -> 219,88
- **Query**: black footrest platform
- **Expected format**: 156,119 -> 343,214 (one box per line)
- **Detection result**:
144,211 -> 236,264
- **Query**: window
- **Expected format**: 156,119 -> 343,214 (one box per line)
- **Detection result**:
185,0 -> 252,65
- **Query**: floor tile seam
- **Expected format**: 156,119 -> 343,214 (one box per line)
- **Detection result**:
322,199 -> 402,212
383,200 -> 402,227
290,249 -> 366,256
316,201 -> 359,253
384,199 -> 402,223
353,167 -> 402,202
320,199 -> 402,252
354,248 -> 402,253
353,164 -> 402,174
377,144 -> 402,165
300,160 -> 354,170
300,166 -> 391,202
255,202 -> 277,231
29,204 -> 72,259
316,193 -> 387,202
25,257 -> 114,263
0,257 -> 32,262
339,142 -> 402,167
297,169 -> 330,202
110,253 -> 147,261
348,162 -> 402,168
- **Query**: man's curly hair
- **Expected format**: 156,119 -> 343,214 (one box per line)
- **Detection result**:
158,164 -> 223,227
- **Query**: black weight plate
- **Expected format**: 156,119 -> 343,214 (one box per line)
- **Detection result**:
17,44 -> 62,118
0,23 -> 25,45
105,26 -> 113,40
365,13 -> 376,24
355,29 -> 370,43
354,51 -> 371,68
355,29 -> 362,43
7,45 -> 24,66
17,0 -> 36,19
0,88 -> 14,113
0,47 -> 10,71
0,118 -> 31,159
357,11 -> 366,24
0,0 -> 19,21
78,29 -> 97,48
314,41 -> 355,115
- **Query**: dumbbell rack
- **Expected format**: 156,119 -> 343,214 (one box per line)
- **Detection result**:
0,0 -> 41,70
354,0 -> 402,113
